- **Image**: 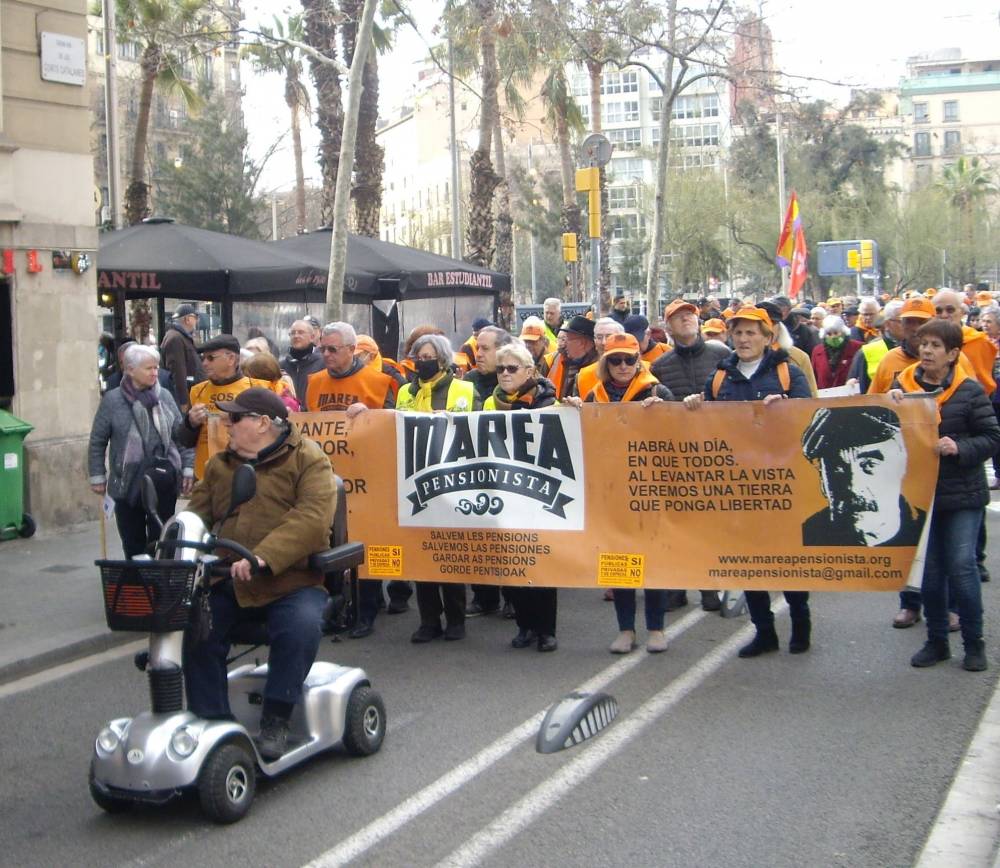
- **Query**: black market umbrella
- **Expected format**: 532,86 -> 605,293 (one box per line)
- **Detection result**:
272,228 -> 509,301
96,217 -> 379,303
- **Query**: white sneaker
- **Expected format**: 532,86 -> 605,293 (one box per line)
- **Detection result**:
609,630 -> 636,654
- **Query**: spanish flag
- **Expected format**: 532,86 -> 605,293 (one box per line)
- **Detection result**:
775,191 -> 799,269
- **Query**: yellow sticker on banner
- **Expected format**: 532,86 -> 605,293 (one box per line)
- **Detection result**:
597,553 -> 645,587
368,545 -> 403,576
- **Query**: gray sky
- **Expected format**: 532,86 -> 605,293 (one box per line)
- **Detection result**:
242,0 -> 998,192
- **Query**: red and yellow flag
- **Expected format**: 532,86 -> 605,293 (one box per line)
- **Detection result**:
776,192 -> 808,300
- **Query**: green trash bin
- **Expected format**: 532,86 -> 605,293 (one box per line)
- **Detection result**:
0,409 -> 35,540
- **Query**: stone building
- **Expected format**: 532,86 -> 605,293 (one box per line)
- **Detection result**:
1,0 -> 100,530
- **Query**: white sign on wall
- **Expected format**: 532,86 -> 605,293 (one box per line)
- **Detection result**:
40,32 -> 86,87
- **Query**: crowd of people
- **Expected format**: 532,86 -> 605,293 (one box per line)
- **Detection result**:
88,283 -> 1000,673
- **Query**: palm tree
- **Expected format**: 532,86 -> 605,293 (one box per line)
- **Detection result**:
112,0 -> 209,226
539,61 -> 585,297
243,15 -> 310,234
939,156 -> 997,283
301,0 -> 344,226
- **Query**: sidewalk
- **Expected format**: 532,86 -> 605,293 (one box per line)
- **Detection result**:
0,518 -> 137,684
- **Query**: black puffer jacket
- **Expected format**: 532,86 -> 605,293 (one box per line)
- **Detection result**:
932,378 -> 1000,511
651,337 -> 729,400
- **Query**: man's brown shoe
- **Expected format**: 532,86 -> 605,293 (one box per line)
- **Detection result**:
892,608 -> 920,629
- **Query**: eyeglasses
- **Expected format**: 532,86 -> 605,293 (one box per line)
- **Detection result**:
497,364 -> 523,374
320,345 -> 346,354
227,412 -> 262,424
608,354 -> 639,367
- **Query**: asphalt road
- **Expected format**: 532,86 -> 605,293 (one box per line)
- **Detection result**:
4,526 -> 1000,867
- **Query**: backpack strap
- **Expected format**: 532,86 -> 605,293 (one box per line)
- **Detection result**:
711,368 -> 726,399
777,361 -> 790,393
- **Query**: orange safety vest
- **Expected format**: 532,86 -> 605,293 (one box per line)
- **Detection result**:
641,342 -> 670,364
305,364 -> 394,411
868,347 -> 977,394
589,368 -> 662,403
961,326 -> 997,395
575,361 -> 599,402
896,361 -> 969,422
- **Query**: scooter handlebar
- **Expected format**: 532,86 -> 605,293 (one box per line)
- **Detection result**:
155,537 -> 259,572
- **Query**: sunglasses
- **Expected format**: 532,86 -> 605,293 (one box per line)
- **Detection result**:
608,354 -> 639,367
935,306 -> 958,315
320,345 -> 346,354
497,364 -> 524,374
227,412 -> 262,424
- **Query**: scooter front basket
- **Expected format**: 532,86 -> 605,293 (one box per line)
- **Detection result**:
97,559 -> 196,632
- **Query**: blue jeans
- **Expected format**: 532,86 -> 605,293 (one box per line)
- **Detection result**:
745,590 -> 809,628
613,589 -> 668,631
923,508 -> 984,645
184,582 -> 327,718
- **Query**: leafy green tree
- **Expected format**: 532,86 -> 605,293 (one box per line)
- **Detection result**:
155,94 -> 267,238
108,0 -> 214,225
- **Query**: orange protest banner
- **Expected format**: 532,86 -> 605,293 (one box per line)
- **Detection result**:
283,397 -> 938,592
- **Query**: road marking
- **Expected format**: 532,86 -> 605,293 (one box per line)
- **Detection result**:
302,607 -> 712,868
433,608 -> 775,868
915,672 -> 1000,868
0,640 -> 146,700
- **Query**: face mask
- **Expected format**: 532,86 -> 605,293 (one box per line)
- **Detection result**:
825,335 -> 845,349
416,358 -> 441,380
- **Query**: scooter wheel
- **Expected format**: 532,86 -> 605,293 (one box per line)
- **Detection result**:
89,761 -> 131,814
18,513 -> 35,539
343,685 -> 386,756
198,742 -> 256,824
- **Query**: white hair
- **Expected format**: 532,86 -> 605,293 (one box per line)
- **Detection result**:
496,341 -> 535,369
820,315 -> 847,338
594,317 -> 625,334
321,321 -> 357,345
858,297 -> 881,314
882,300 -> 904,320
123,344 -> 160,370
543,298 -> 561,310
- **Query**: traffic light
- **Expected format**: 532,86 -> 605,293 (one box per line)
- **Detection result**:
562,232 -> 578,263
575,167 -> 601,238
847,249 -> 860,271
860,240 -> 874,270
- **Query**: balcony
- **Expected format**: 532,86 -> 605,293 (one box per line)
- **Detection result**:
900,70 -> 1000,96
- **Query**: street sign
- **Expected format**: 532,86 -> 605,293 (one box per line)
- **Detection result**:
580,133 -> 613,167
817,240 -> 879,277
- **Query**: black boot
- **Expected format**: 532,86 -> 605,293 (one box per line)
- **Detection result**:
789,618 -> 811,654
665,590 -> 688,612
911,639 -> 951,668
738,626 -> 779,658
963,639 -> 988,672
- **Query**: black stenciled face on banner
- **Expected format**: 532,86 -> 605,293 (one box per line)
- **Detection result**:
801,406 -> 925,548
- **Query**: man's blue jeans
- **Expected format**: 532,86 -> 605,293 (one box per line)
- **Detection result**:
184,581 -> 327,718
923,508 -> 983,645
613,589 -> 668,631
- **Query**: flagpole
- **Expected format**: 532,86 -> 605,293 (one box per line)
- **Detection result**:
776,110 -> 789,293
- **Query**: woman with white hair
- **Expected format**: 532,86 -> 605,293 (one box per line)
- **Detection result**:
88,344 -> 194,558
810,315 -> 863,390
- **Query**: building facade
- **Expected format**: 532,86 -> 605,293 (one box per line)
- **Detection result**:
1,1 -> 100,530
898,49 -> 1000,189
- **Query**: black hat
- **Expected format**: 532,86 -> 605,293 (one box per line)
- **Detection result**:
756,301 -> 783,323
770,296 -> 792,309
472,316 -> 494,331
844,306 -> 860,316
197,334 -> 240,354
802,406 -> 902,460
559,315 -> 595,340
173,303 -> 197,319
215,387 -> 289,421
623,314 -> 649,342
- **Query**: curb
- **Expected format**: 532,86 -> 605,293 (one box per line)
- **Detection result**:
0,630 -> 143,687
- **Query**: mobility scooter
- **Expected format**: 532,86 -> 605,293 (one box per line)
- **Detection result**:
89,467 -> 384,823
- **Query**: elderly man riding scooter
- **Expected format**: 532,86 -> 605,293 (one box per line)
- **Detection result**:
183,387 -> 336,760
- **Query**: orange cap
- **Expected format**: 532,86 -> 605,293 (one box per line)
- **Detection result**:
354,334 -> 379,355
601,333 -> 641,357
729,307 -> 773,329
977,291 -> 993,304
701,317 -> 726,334
663,299 -> 698,320
923,288 -> 936,298
519,322 -> 546,341
900,297 -> 934,320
